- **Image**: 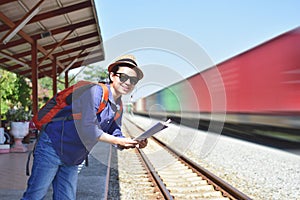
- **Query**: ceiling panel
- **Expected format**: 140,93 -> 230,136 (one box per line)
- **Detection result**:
0,0 -> 104,79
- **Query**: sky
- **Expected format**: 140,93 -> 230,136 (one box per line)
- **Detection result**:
76,0 -> 300,100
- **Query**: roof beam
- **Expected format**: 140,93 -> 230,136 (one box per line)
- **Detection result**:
53,41 -> 100,57
0,0 -> 18,6
39,55 -> 104,79
38,29 -> 75,66
0,12 -> 65,69
0,0 -> 104,80
0,0 -> 45,44
31,1 -> 92,23
0,19 -> 96,50
5,31 -> 99,70
23,49 -> 103,78
11,31 -> 99,60
0,51 -> 28,66
0,12 -> 33,43
23,52 -> 92,75
45,32 -> 99,49
5,41 -> 100,71
59,49 -> 85,75
33,19 -> 96,40
0,1 -> 92,32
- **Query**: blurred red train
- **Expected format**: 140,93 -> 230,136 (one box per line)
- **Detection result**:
134,27 -> 300,142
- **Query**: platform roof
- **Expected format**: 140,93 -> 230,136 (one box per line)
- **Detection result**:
0,0 -> 104,79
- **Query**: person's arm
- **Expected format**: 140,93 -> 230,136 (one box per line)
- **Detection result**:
98,132 -> 138,149
75,85 -> 104,140
108,120 -> 148,148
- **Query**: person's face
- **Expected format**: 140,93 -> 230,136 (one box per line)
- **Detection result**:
110,66 -> 139,95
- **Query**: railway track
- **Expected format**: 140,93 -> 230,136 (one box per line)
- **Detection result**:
107,117 -> 251,200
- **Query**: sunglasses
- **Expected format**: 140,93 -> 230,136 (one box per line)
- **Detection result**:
114,73 -> 139,85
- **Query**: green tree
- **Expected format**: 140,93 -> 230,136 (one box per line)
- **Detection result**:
0,69 -> 77,120
15,74 -> 31,109
38,75 -> 76,106
0,69 -> 16,113
0,69 -> 31,120
76,65 -> 108,82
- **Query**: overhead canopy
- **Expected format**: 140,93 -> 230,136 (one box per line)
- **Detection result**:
0,0 -> 104,79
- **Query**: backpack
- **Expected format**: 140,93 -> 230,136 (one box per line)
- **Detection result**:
32,80 -> 122,130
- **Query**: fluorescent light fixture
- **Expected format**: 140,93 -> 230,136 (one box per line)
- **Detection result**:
2,6 -> 40,44
0,52 -> 28,66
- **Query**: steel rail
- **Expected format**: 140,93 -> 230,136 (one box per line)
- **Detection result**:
152,136 -> 252,200
103,144 -> 112,200
135,147 -> 174,200
125,116 -> 252,200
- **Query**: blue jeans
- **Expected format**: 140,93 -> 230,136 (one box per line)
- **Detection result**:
21,131 -> 78,200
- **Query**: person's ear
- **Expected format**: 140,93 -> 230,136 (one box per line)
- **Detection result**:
109,72 -> 114,81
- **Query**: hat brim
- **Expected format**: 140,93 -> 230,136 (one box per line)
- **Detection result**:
108,61 -> 144,80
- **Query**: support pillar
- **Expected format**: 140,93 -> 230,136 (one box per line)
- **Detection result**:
31,40 -> 38,115
65,70 -> 69,88
52,57 -> 57,95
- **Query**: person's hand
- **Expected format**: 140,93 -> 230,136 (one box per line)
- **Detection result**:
136,139 -> 148,149
117,137 -> 138,149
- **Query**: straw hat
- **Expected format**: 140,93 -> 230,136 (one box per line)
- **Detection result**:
107,55 -> 144,80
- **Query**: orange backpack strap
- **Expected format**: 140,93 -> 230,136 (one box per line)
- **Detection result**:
69,83 -> 121,121
69,83 -> 108,120
114,101 -> 123,121
96,83 -> 109,114
96,83 -> 123,121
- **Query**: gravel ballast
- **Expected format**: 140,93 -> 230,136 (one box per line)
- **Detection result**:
127,115 -> 300,200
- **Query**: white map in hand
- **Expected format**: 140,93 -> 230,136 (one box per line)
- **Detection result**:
133,119 -> 171,141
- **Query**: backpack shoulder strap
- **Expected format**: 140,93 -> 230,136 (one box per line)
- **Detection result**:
114,101 -> 123,121
96,83 -> 109,114
96,83 -> 122,121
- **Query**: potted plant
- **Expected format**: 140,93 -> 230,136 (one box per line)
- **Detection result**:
5,106 -> 32,152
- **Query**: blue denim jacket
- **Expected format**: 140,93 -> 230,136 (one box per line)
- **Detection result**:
44,84 -> 123,165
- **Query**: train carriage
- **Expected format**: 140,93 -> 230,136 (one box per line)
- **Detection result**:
134,27 -> 300,142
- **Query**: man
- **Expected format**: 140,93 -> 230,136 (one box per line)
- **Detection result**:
22,55 -> 147,200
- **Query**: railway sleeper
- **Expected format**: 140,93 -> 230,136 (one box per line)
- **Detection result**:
159,175 -> 202,182
167,184 -> 215,193
119,177 -> 150,184
158,168 -> 195,175
165,179 -> 209,187
171,191 -> 228,199
158,172 -> 200,179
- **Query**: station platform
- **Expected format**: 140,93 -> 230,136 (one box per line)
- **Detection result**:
0,141 -> 111,200
1,114 -> 299,199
